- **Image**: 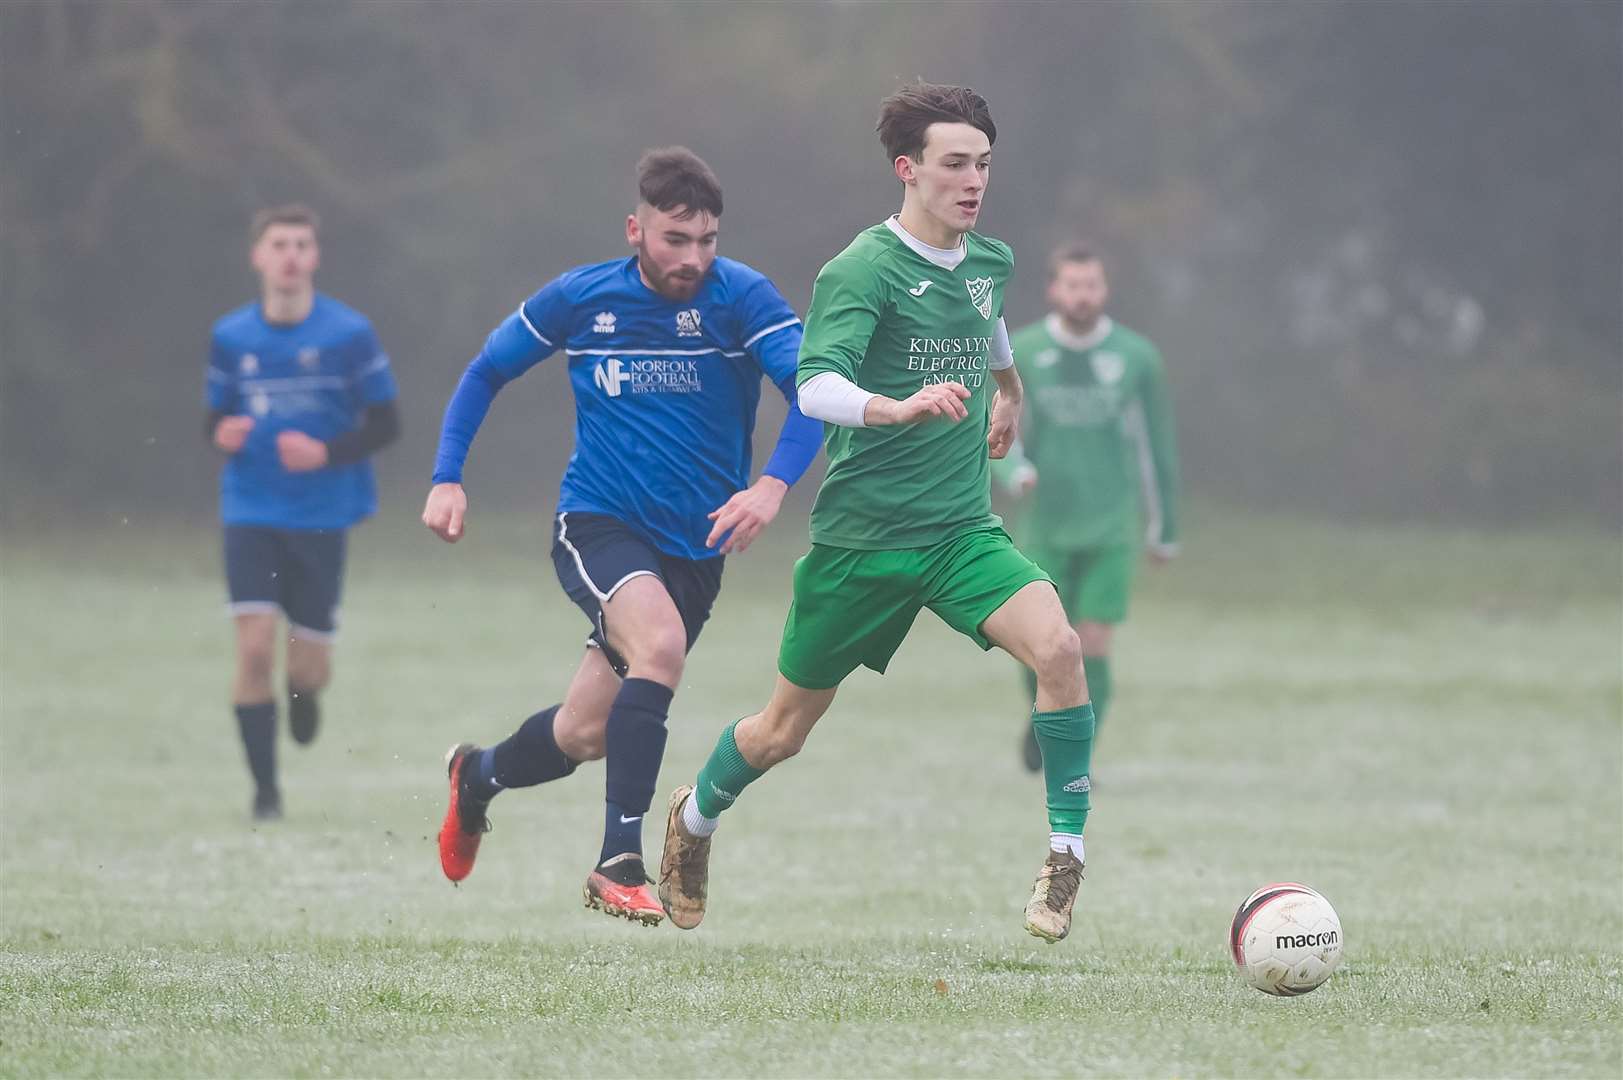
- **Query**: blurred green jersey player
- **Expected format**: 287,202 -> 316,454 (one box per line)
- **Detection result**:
992,244 -> 1181,770
660,83 -> 1097,945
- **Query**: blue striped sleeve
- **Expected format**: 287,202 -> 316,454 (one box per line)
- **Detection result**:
206,334 -> 237,411
430,307 -> 556,484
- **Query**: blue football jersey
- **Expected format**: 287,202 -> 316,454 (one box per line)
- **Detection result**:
207,294 -> 399,529
433,255 -> 813,559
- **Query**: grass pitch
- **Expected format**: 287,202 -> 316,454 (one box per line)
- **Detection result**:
2,506 -> 1619,1077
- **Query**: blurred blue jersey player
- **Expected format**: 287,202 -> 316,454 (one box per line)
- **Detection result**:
206,204 -> 401,821
427,148 -> 822,924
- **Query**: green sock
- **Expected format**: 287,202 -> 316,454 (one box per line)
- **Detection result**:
693,720 -> 766,818
1032,704 -> 1096,834
1020,664 -> 1038,707
1082,655 -> 1112,734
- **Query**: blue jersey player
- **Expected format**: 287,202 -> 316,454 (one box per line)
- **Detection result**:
426,148 -> 821,924
206,204 -> 401,821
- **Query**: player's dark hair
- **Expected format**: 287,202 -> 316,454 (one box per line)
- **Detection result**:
876,82 -> 997,163
1049,242 -> 1103,280
637,147 -> 724,220
249,203 -> 320,244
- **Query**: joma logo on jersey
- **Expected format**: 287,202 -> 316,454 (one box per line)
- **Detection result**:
593,311 -> 617,334
964,277 -> 995,320
593,358 -> 632,397
675,309 -> 702,336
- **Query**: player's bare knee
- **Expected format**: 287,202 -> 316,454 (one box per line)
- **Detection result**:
1033,626 -> 1084,688
288,651 -> 331,692
625,626 -> 687,686
757,728 -> 806,768
554,706 -> 607,761
237,641 -> 275,688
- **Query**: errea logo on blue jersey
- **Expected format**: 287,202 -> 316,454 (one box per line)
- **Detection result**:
593,358 -> 631,397
593,311 -> 617,334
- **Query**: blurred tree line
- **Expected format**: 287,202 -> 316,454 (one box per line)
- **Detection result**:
2,0 -> 1617,528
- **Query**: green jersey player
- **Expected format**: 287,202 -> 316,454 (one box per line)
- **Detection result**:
658,83 -> 1098,944
993,246 -> 1180,770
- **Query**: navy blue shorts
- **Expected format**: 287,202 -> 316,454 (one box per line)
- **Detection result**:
550,511 -> 724,676
223,525 -> 347,640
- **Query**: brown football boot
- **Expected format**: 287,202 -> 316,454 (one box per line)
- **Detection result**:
657,785 -> 712,930
1024,847 -> 1085,943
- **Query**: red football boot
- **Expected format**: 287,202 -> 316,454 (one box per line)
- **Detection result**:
583,853 -> 665,926
438,743 -> 491,882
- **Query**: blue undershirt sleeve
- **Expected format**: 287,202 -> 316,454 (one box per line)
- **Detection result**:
762,374 -> 824,486
752,321 -> 821,486
735,272 -> 821,486
431,309 -> 556,484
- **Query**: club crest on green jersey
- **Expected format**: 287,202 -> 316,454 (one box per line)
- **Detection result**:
1090,351 -> 1126,385
964,277 -> 995,320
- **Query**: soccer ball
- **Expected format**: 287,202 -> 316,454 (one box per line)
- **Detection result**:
1229,882 -> 1344,996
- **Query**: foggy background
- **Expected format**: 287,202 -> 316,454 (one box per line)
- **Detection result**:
3,0 -> 1619,530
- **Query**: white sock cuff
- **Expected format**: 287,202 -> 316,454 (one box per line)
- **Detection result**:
1050,832 -> 1085,861
682,792 -> 718,837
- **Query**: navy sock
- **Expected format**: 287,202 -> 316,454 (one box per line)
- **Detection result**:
473,705 -> 575,801
287,682 -> 320,745
235,702 -> 277,794
599,678 -> 673,865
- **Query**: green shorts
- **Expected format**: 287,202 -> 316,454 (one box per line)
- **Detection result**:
777,526 -> 1053,690
1022,542 -> 1138,624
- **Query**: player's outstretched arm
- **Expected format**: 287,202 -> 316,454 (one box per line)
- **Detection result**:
986,365 -> 1024,460
865,381 -> 971,426
423,482 -> 467,543
705,475 -> 788,554
424,298 -> 560,543
209,412 -> 254,454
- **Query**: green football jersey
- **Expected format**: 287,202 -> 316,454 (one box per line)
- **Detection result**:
797,219 -> 1014,550
993,315 -> 1181,552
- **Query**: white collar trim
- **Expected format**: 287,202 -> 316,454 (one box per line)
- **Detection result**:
1046,313 -> 1113,352
884,215 -> 968,270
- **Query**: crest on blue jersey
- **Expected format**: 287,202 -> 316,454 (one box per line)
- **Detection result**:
297,346 -> 321,370
239,353 -> 259,375
676,309 -> 702,336
964,277 -> 994,320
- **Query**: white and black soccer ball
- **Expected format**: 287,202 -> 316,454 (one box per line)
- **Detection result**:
1229,882 -> 1344,996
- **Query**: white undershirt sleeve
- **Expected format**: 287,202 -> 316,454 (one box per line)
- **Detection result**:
989,317 -> 1015,370
797,371 -> 876,428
